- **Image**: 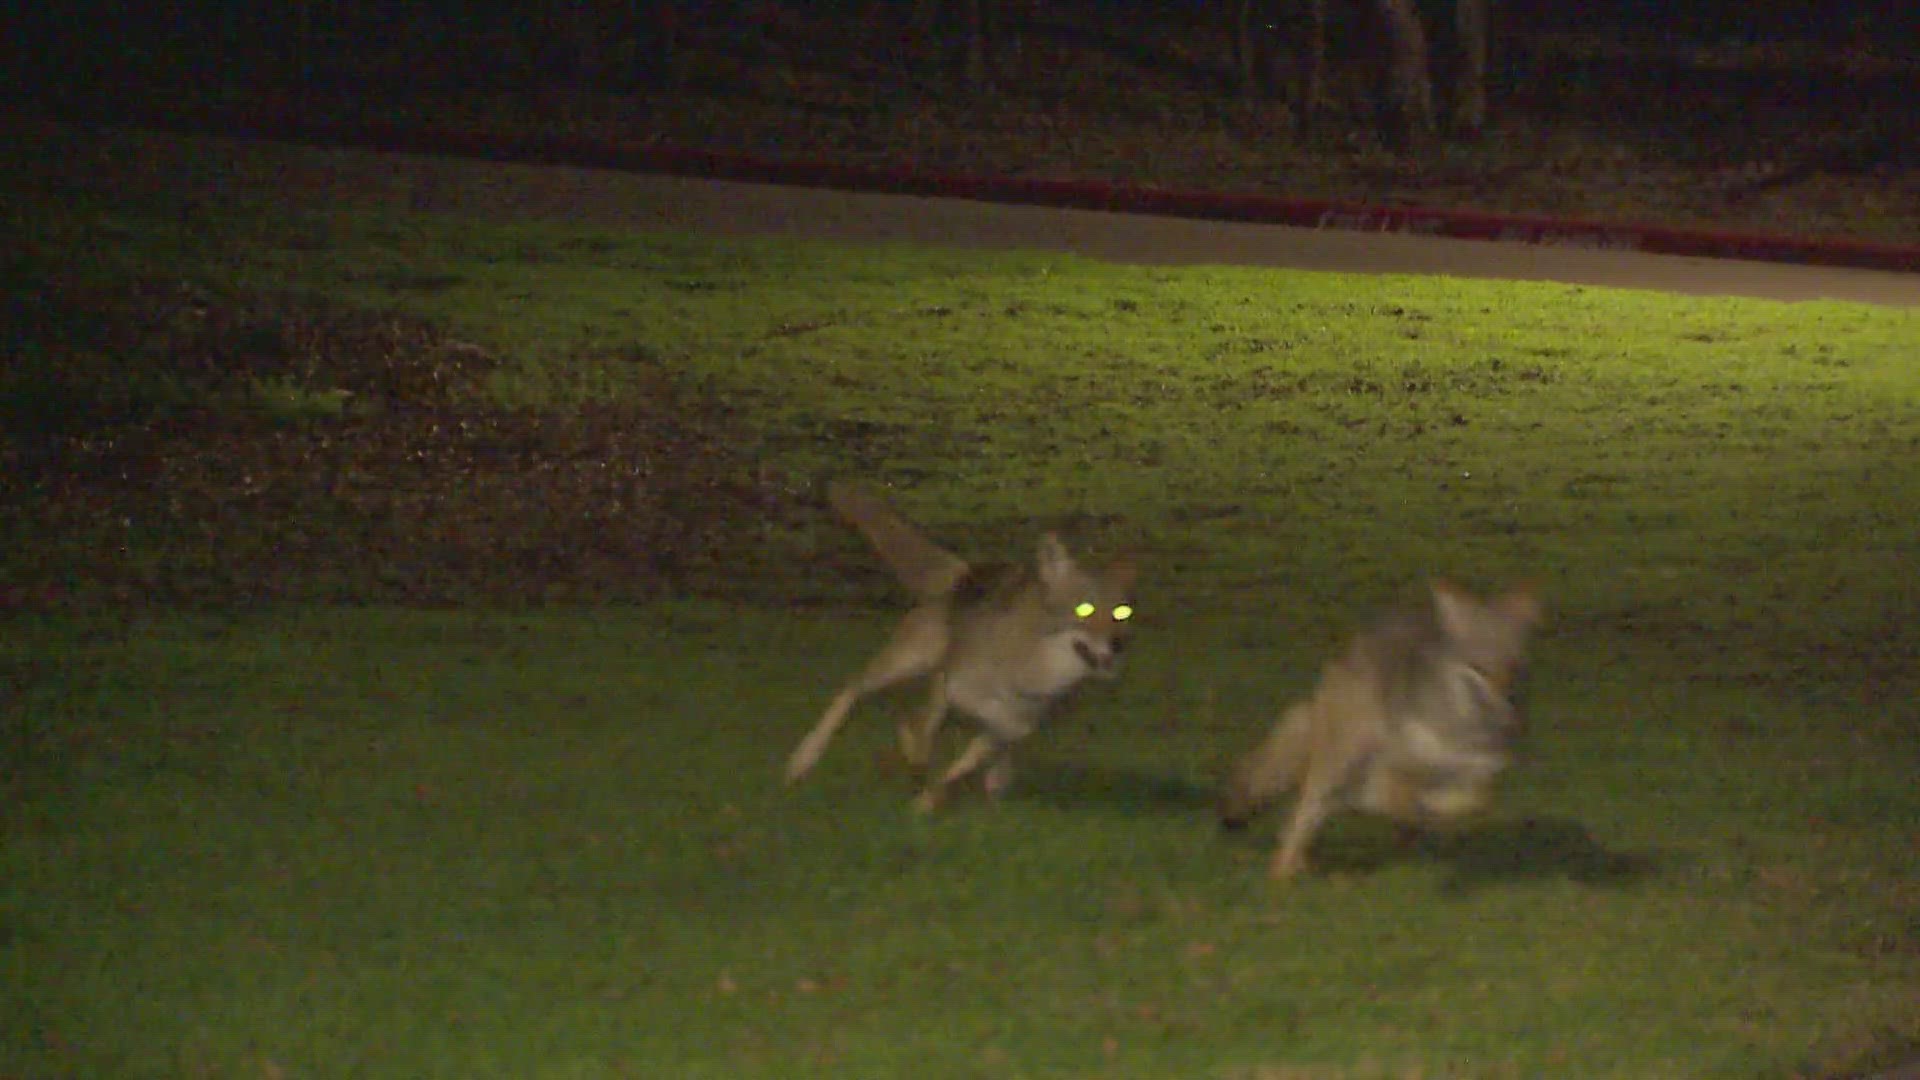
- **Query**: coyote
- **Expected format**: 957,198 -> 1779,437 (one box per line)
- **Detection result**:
1220,581 -> 1543,881
785,481 -> 1137,812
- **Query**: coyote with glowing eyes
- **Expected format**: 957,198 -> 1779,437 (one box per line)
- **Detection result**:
785,481 -> 1137,812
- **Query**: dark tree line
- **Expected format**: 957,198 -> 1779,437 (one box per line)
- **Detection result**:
911,0 -> 1493,145
173,0 -> 1490,145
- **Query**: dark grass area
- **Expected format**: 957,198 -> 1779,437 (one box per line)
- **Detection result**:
1,278 -> 831,607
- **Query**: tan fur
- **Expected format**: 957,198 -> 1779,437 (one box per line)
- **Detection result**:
787,481 -> 1138,811
1221,581 -> 1543,882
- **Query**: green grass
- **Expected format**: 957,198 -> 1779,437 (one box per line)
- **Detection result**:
3,128 -> 1918,1079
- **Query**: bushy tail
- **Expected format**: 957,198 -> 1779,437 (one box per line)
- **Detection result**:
1219,700 -> 1314,829
827,480 -> 970,600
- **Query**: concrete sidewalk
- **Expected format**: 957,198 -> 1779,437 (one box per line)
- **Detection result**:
629,173 -> 1919,307
33,121 -> 1920,307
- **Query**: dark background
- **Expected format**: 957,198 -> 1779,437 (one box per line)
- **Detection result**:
5,0 -> 1914,92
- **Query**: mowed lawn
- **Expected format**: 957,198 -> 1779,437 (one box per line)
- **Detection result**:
2,127 -> 1917,1079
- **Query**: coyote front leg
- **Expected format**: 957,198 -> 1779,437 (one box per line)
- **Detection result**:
912,734 -> 1003,814
897,673 -> 949,776
787,608 -> 947,784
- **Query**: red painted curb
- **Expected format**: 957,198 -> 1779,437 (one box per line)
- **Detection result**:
638,144 -> 1920,275
186,113 -> 1920,277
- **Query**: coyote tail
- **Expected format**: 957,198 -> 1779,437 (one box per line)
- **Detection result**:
1219,700 -> 1315,829
827,480 -> 970,600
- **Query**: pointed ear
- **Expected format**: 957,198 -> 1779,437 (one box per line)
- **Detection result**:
1429,579 -> 1477,639
1494,581 -> 1545,628
1035,533 -> 1076,588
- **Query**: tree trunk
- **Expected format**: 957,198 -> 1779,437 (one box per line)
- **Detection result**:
290,0 -> 317,81
1452,0 -> 1490,138
1373,0 -> 1435,146
1233,0 -> 1259,97
647,0 -> 684,89
963,0 -> 989,86
1302,0 -> 1328,133
557,0 -> 601,89
910,0 -> 946,84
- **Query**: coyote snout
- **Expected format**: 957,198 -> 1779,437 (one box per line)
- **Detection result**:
1073,625 -> 1126,674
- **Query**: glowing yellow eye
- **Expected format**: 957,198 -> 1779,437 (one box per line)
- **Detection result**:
1113,605 -> 1134,621
1074,602 -> 1096,618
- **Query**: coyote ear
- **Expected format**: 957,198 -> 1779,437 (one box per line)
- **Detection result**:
1035,532 -> 1076,588
1429,579 -> 1478,639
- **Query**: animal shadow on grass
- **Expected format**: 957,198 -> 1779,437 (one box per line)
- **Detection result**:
1434,816 -> 1670,893
1014,759 -> 1220,813
1266,815 -> 1672,894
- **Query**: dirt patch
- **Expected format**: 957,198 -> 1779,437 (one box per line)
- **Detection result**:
1,286 -> 815,609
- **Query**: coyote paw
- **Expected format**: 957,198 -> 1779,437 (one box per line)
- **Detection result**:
1267,853 -> 1308,883
784,746 -> 821,785
911,789 -> 943,815
895,726 -> 927,772
982,763 -> 1013,802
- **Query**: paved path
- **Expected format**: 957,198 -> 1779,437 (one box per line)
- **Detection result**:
630,174 -> 1918,307
53,123 -> 1920,307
